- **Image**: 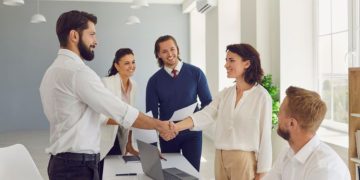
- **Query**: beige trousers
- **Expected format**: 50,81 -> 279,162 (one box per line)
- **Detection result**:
215,149 -> 256,180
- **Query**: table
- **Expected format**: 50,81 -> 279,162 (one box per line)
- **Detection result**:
103,153 -> 199,180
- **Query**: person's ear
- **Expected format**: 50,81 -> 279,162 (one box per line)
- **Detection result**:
244,60 -> 251,69
69,30 -> 79,43
289,118 -> 298,128
114,62 -> 121,71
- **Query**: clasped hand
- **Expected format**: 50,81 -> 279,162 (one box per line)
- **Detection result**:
157,121 -> 178,141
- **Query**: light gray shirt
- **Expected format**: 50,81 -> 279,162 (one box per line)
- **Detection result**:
39,49 -> 139,155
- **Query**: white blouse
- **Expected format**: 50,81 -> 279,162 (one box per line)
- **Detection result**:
191,84 -> 272,173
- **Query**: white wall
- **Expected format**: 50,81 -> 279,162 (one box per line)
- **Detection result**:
279,0 -> 315,97
205,8 -> 220,96
189,10 -> 206,73
0,2 -> 190,132
240,0 -> 280,84
218,0 -> 241,90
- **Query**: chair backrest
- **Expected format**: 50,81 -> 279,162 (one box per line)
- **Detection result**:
0,144 -> 43,180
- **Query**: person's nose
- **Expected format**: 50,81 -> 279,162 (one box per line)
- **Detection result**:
130,63 -> 135,69
94,37 -> 98,46
224,61 -> 229,68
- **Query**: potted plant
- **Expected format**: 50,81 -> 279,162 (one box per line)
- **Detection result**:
261,74 -> 280,129
261,74 -> 285,161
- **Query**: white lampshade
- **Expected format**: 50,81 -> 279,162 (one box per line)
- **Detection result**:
30,0 -> 46,24
30,14 -> 46,23
3,0 -> 24,6
125,16 -> 141,25
130,0 -> 149,9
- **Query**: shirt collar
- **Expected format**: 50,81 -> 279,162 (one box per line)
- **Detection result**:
243,83 -> 259,95
116,73 -> 133,92
288,134 -> 320,164
164,60 -> 183,74
58,49 -> 84,65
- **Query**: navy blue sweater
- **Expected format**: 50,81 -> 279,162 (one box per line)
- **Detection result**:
146,63 -> 212,120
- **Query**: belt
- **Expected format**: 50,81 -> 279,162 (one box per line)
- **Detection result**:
53,152 -> 100,162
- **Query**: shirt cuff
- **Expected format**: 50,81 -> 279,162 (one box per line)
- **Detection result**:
122,105 -> 139,129
189,114 -> 202,131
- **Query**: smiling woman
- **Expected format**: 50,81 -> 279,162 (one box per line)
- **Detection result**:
98,48 -> 139,179
173,43 -> 273,180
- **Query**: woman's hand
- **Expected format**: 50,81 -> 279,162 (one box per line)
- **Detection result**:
124,131 -> 139,156
255,172 -> 265,180
125,141 -> 139,156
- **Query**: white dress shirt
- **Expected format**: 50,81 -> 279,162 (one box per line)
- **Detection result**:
164,61 -> 183,77
263,135 -> 350,180
191,84 -> 272,173
99,74 -> 137,159
39,49 -> 139,155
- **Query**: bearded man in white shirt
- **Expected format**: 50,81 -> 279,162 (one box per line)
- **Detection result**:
263,86 -> 350,180
39,10 -> 176,180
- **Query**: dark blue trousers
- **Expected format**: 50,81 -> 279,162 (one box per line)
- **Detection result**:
159,130 -> 202,171
48,153 -> 100,180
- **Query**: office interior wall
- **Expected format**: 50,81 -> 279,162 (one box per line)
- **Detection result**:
0,1 -> 189,132
279,0 -> 315,98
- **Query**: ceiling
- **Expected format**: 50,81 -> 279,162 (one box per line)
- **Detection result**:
44,0 -> 185,4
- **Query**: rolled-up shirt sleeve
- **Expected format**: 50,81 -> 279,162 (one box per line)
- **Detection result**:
191,91 -> 222,130
74,68 -> 139,128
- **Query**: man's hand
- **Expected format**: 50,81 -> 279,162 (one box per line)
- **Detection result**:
156,120 -> 177,141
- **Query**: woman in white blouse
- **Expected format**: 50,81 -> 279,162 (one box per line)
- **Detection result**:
174,44 -> 272,180
98,48 -> 138,179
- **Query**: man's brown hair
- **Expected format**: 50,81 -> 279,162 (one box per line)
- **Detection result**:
56,10 -> 97,47
154,35 -> 180,67
285,86 -> 327,132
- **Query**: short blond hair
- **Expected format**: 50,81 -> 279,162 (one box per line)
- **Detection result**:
285,86 -> 327,132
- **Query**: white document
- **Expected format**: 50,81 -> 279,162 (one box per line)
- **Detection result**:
169,103 -> 198,122
132,111 -> 158,143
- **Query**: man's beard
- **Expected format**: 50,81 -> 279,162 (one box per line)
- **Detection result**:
277,126 -> 290,141
78,37 -> 95,61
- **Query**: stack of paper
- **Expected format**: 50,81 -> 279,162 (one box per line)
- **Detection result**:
169,103 -> 197,121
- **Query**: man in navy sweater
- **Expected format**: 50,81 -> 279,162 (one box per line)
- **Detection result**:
146,35 -> 212,171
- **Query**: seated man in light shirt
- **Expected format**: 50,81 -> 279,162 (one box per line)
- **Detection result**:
263,86 -> 350,180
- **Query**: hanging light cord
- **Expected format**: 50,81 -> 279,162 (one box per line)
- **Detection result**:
36,0 -> 39,13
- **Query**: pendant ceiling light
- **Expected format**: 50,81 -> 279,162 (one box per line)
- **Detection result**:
3,0 -> 24,6
30,0 -> 46,23
125,16 -> 141,25
130,0 -> 149,9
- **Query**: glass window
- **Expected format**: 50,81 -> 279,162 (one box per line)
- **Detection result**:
317,0 -> 349,124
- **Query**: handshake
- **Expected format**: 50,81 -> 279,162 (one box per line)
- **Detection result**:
156,120 -> 179,141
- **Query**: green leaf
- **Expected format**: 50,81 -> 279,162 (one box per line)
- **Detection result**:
261,74 -> 280,129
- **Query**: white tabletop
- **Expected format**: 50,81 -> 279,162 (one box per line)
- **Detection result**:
103,153 -> 199,180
